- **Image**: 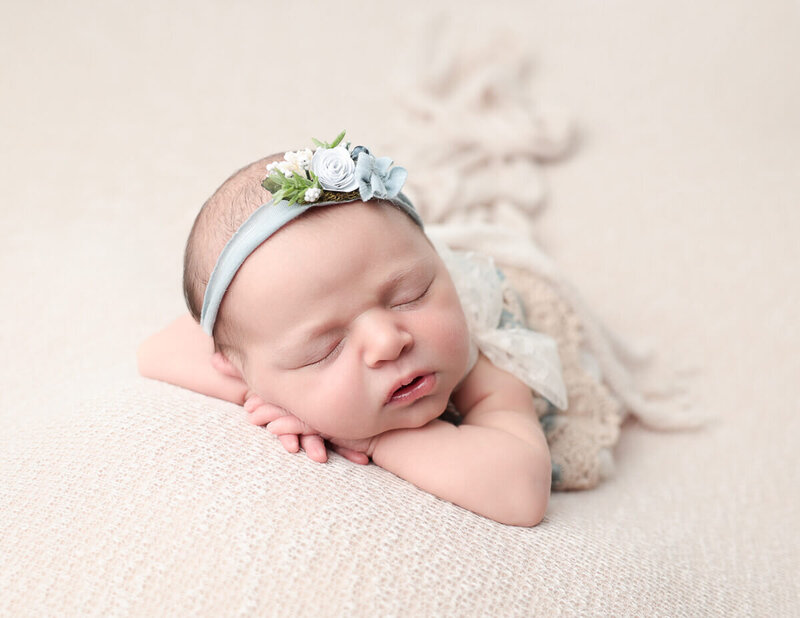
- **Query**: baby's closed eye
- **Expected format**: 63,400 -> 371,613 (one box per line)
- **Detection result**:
391,277 -> 433,310
303,338 -> 345,367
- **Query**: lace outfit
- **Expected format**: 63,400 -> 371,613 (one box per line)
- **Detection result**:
434,240 -> 568,416
435,240 -> 624,489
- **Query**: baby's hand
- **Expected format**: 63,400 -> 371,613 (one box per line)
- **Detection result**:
243,393 -> 369,465
326,435 -> 380,461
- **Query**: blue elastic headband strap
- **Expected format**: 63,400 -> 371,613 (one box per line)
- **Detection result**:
200,192 -> 422,335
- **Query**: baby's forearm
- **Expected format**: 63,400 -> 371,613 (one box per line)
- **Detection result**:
371,416 -> 550,527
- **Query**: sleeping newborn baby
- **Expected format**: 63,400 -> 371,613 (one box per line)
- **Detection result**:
138,132 -> 567,526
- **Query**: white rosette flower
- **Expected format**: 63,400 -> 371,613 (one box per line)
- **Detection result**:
311,146 -> 358,192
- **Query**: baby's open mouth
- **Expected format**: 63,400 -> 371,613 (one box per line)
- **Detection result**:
392,375 -> 424,398
387,373 -> 436,404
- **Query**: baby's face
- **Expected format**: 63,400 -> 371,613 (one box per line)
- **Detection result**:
224,201 -> 470,440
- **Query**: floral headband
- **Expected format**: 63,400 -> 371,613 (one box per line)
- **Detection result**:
200,131 -> 423,336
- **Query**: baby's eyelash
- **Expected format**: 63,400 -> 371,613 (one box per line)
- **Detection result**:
305,339 -> 344,367
395,279 -> 433,308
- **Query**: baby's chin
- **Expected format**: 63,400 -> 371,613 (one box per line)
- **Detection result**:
390,399 -> 450,432
322,392 -> 451,441
333,412 -> 443,443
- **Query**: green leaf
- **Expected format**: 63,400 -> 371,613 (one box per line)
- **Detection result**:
311,137 -> 324,148
330,130 -> 346,148
262,174 -> 282,193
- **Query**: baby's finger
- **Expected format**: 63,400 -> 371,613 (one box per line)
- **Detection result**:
243,395 -> 265,413
300,435 -> 328,464
331,445 -> 370,465
278,434 -> 300,453
266,416 -> 309,436
248,403 -> 287,426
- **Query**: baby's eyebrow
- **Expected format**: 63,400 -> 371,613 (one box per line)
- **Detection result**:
274,327 -> 336,363
378,256 -> 434,299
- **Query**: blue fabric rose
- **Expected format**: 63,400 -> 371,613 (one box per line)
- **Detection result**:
355,153 -> 408,201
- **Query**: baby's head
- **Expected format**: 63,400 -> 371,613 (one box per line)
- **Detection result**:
184,136 -> 470,440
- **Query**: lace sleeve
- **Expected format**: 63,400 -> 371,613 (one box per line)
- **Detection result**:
433,238 -> 568,410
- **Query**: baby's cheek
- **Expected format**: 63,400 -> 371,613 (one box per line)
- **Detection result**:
297,369 -> 366,438
448,320 -> 471,374
252,373 -> 315,421
428,306 -> 470,364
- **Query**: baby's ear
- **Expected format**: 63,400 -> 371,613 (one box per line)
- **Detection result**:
210,351 -> 243,379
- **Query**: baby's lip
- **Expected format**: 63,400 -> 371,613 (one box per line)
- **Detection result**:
385,371 -> 435,405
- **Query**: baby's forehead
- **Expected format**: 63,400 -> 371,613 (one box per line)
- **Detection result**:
219,198 -> 433,323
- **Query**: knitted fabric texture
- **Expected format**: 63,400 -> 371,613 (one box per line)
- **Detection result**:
500,264 -> 622,490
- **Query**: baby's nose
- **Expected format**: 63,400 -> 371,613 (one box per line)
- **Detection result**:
360,311 -> 413,367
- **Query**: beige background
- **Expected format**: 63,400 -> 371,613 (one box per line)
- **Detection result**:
2,0 -> 799,614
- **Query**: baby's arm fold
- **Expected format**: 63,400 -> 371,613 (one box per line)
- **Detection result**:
137,314 -> 249,405
370,354 -> 551,527
370,419 -> 549,527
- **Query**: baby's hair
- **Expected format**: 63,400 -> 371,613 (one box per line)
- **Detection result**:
183,155 -> 279,360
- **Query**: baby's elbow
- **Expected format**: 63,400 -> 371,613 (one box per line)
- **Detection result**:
509,474 -> 550,527
517,488 -> 549,527
494,451 -> 551,527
